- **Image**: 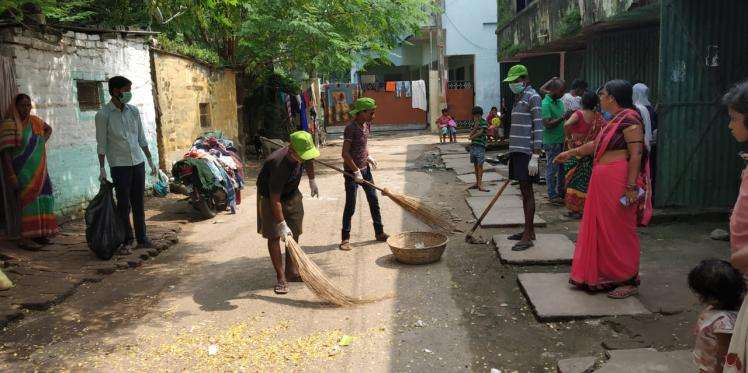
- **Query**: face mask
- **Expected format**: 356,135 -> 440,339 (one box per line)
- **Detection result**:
602,111 -> 613,121
119,92 -> 133,104
509,82 -> 525,94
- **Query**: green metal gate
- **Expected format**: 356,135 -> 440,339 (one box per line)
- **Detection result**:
656,0 -> 748,208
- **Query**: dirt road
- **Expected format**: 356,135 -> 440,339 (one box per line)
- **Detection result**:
0,132 -> 732,372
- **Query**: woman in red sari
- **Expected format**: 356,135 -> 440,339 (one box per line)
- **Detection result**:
554,80 -> 652,299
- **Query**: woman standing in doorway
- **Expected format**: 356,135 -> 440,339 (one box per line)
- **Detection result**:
0,93 -> 58,249
554,80 -> 651,299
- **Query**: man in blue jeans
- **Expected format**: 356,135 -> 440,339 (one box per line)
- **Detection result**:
339,98 -> 389,251
541,78 -> 567,205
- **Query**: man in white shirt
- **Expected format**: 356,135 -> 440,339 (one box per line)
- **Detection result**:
95,76 -> 157,253
561,79 -> 587,114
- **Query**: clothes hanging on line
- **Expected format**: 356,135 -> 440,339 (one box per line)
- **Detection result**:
385,81 -> 397,92
395,81 -> 412,98
411,80 -> 427,111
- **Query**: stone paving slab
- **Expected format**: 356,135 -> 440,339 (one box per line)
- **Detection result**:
466,184 -> 522,197
557,356 -> 597,373
493,234 -> 573,264
518,273 -> 650,320
465,196 -> 545,227
466,196 -> 523,210
456,173 -> 505,184
441,153 -> 471,160
595,349 -> 695,373
436,144 -> 468,154
479,207 -> 546,228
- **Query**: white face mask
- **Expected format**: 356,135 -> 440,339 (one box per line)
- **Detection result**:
509,82 -> 525,94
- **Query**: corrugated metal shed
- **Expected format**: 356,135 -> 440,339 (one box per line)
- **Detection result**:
582,27 -> 659,98
656,0 -> 748,208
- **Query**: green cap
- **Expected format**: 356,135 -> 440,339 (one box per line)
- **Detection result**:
348,97 -> 377,116
503,64 -> 529,83
289,131 -> 319,161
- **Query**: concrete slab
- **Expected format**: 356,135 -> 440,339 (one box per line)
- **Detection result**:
517,273 -> 650,320
480,207 -> 546,228
467,184 -> 522,197
467,196 -> 523,210
436,144 -> 468,154
441,153 -> 470,160
557,356 -> 597,373
493,234 -> 573,265
595,349 -> 695,373
464,196 -> 545,227
456,173 -> 505,184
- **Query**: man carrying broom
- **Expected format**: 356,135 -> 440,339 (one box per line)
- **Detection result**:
256,131 -> 320,295
339,98 -> 389,251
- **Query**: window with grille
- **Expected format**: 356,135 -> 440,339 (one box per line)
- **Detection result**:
199,103 -> 211,128
76,81 -> 102,111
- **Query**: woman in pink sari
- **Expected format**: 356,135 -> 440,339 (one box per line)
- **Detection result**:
554,80 -> 652,299
721,80 -> 748,373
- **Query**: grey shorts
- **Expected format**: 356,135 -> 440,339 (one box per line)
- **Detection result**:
257,191 -> 303,239
470,145 -> 486,165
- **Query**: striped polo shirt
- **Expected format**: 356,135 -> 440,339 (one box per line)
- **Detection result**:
508,85 -> 544,155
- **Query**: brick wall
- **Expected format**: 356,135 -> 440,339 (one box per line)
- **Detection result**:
152,51 -> 238,167
0,27 -> 159,216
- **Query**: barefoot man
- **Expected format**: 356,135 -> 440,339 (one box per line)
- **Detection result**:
504,65 -> 543,251
256,131 -> 320,294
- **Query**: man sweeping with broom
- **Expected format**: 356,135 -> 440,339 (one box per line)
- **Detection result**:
256,131 -> 320,295
339,98 -> 389,251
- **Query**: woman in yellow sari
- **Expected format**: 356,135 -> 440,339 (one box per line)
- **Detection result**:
0,93 -> 58,249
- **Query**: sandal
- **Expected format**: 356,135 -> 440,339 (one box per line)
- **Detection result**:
477,187 -> 490,192
467,185 -> 479,190
511,241 -> 534,251
274,282 -> 289,295
507,232 -> 536,241
607,286 -> 638,299
339,241 -> 352,251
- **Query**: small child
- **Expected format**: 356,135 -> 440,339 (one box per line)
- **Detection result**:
448,118 -> 457,143
689,259 -> 746,373
436,108 -> 452,143
468,106 -> 489,191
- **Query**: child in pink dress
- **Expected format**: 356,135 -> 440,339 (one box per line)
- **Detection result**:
689,259 -> 744,373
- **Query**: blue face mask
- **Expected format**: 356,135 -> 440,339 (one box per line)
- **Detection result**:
508,82 -> 525,94
602,111 -> 613,121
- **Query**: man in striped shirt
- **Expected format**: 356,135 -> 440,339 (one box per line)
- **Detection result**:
503,64 -> 544,251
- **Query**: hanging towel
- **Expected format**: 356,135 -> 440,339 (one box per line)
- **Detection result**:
385,81 -> 397,92
411,80 -> 427,111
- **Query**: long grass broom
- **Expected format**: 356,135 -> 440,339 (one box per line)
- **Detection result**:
285,237 -> 381,307
262,138 -> 456,233
313,159 -> 456,233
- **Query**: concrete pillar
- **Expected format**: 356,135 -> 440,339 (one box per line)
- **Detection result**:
428,70 -> 441,133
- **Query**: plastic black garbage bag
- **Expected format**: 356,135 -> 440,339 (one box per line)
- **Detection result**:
85,181 -> 125,260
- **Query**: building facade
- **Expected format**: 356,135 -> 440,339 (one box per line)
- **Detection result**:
496,0 -> 748,209
0,26 -> 159,215
151,50 -> 238,168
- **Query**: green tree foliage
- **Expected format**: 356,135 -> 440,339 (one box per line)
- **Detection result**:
2,0 -> 434,85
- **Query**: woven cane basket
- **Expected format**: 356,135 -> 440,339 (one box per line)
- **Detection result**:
387,232 -> 448,265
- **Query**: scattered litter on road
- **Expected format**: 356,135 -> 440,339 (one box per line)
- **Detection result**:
415,320 -> 426,327
710,228 -> 730,241
423,348 -> 433,354
207,344 -> 218,356
338,335 -> 353,346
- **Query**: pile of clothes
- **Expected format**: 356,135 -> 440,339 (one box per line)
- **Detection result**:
171,133 -> 244,214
